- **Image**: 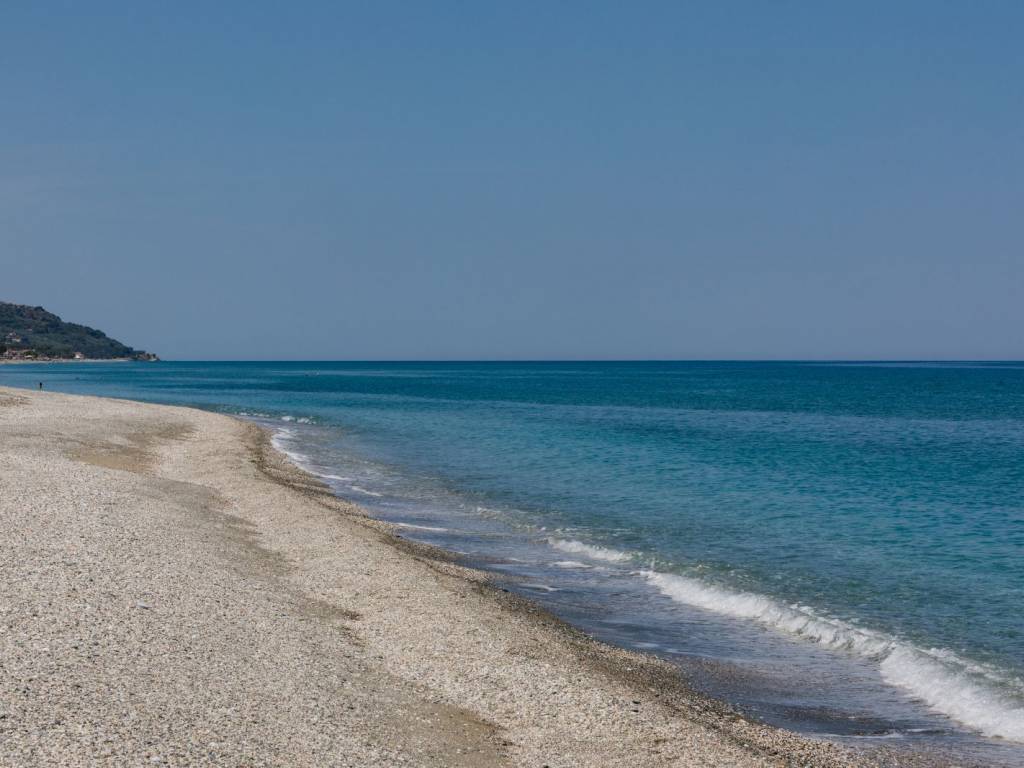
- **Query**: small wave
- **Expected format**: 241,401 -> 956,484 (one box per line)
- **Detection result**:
643,570 -> 1024,742
270,430 -> 312,465
348,485 -> 383,497
279,415 -> 314,424
270,431 -> 380,498
522,583 -> 561,593
548,537 -> 631,563
881,646 -> 1024,743
552,560 -> 591,569
393,522 -> 449,532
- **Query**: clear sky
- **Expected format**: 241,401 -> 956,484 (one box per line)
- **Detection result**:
2,2 -> 1022,360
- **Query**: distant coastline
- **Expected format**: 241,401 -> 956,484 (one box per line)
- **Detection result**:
0,357 -> 140,364
1,301 -> 157,362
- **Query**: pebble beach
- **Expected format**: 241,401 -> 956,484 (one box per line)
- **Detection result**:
0,387 -> 948,767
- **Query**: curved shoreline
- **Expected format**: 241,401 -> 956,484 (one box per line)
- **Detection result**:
0,386 -> 955,766
266,417 -> 1024,756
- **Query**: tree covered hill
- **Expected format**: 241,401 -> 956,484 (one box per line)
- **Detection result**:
0,302 -> 157,360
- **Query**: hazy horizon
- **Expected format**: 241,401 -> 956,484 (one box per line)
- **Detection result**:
3,3 -> 1022,360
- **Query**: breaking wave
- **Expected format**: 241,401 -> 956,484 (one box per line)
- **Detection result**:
270,428 -> 312,465
348,485 -> 383,497
267,422 -> 1024,745
393,522 -> 449,532
548,537 -> 632,563
643,570 -> 1024,742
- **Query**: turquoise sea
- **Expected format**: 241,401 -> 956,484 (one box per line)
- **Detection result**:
4,361 -> 1023,762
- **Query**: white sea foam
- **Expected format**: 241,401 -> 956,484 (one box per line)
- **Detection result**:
279,415 -> 314,424
271,430 -> 386,500
548,537 -> 632,563
237,410 -> 273,419
643,570 -> 1024,742
393,522 -> 449,532
880,646 -> 1024,743
523,583 -> 561,593
348,485 -> 383,497
263,424 -> 1024,743
270,429 -> 312,465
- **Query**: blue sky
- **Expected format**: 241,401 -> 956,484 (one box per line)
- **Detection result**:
2,2 -> 1021,359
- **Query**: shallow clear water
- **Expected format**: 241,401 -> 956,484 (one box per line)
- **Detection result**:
5,361 -> 1023,763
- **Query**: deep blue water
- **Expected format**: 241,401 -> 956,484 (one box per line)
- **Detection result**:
4,361 -> 1023,761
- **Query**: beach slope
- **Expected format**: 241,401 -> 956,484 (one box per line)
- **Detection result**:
0,388 -> 883,766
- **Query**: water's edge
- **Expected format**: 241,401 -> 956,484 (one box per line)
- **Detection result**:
3,361 -> 1022,767
266,419 -> 1024,767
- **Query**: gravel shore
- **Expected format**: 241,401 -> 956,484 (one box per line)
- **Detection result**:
0,388 -> 943,766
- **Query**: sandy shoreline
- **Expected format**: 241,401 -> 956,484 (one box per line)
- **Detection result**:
0,387 -> 946,766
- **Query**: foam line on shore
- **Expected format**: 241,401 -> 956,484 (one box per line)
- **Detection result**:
394,522 -> 449,532
548,537 -> 632,563
643,570 -> 1024,743
269,419 -> 1024,745
269,428 -> 312,466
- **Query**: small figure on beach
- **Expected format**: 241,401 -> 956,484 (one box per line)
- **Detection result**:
38,382 -> 43,390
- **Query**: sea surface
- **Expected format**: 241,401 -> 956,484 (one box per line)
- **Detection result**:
4,361 -> 1023,763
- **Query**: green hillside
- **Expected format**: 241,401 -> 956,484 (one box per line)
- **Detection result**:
0,302 -> 157,360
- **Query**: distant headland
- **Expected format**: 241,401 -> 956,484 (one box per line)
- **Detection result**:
0,302 -> 158,362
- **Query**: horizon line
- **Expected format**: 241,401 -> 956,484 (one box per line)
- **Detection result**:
131,358 -> 1024,364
